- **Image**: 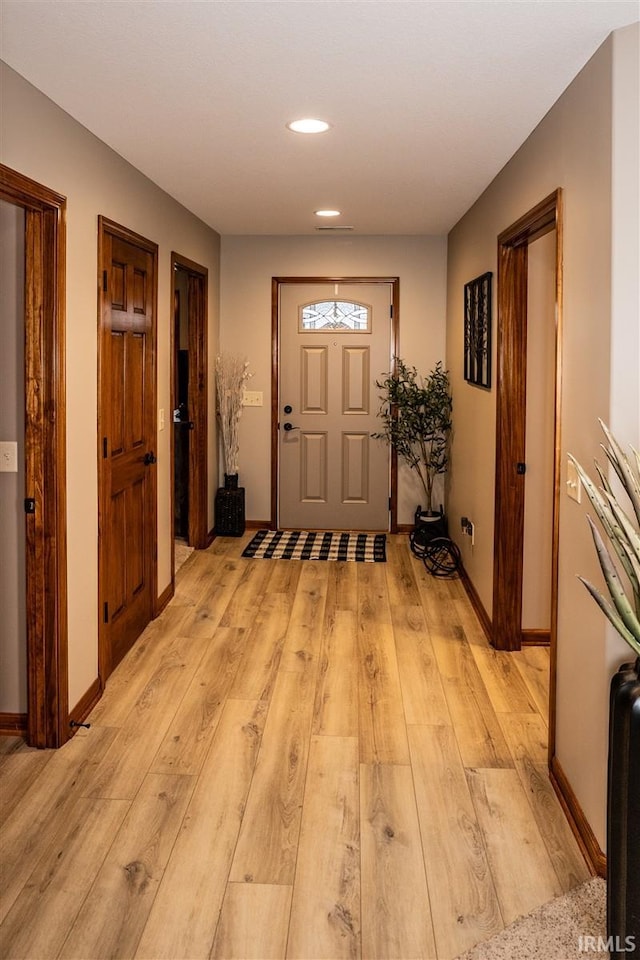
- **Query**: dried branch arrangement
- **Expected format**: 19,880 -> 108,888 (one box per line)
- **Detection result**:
215,353 -> 252,476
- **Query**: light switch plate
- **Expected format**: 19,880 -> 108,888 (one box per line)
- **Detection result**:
0,441 -> 18,473
243,390 -> 263,407
566,457 -> 581,503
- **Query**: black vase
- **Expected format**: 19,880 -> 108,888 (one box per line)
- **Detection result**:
607,657 -> 640,958
224,473 -> 239,489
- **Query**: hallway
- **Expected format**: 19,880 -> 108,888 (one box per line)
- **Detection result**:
0,534 -> 589,959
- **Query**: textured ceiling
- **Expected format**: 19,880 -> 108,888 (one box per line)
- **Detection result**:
1,1 -> 638,235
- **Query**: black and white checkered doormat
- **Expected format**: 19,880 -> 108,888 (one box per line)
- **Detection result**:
242,530 -> 387,562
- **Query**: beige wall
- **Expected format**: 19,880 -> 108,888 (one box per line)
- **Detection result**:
220,235 -> 448,526
0,200 -> 26,714
1,63 -> 221,709
446,26 -> 639,850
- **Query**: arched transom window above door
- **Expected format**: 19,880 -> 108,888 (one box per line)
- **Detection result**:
299,299 -> 371,333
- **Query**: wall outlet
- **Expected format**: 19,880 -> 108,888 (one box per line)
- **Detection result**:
566,457 -> 581,503
243,390 -> 263,407
0,441 -> 18,473
461,516 -> 475,546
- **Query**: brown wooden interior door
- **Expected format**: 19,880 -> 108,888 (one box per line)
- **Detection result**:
99,220 -> 157,679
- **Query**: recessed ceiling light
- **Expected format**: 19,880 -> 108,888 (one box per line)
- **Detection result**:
315,209 -> 341,217
287,118 -> 330,134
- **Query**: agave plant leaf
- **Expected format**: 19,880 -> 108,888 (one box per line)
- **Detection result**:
578,576 -> 640,657
569,454 -> 616,544
599,420 -> 640,526
601,490 -> 640,565
587,516 -> 640,643
572,426 -> 640,659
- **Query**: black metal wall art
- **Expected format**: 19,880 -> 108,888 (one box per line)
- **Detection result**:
464,271 -> 492,388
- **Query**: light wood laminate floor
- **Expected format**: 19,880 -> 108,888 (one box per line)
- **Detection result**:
0,534 -> 590,960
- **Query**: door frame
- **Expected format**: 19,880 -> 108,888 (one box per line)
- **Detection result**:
492,189 -> 563,655
0,164 -> 68,748
271,276 -> 400,531
97,216 -> 158,684
170,252 -> 209,570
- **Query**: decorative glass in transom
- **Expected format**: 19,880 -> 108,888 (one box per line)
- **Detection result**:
300,300 -> 370,332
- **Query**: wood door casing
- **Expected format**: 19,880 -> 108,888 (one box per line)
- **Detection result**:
98,218 -> 157,681
0,164 -> 68,748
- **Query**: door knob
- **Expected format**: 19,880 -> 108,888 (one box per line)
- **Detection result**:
143,451 -> 157,465
283,422 -> 299,432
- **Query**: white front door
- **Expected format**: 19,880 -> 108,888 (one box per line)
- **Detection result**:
278,282 -> 392,531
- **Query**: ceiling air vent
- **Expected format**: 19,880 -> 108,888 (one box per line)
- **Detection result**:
315,225 -> 355,232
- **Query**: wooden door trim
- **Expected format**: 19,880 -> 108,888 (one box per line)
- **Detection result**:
170,253 -> 209,570
97,216 -> 158,683
271,276 -> 400,532
493,190 -> 562,653
0,164 -> 68,748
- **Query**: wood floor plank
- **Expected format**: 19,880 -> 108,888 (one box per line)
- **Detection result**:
229,592 -> 292,701
85,647 -> 205,800
358,565 -> 409,765
498,712 -> 549,766
466,767 -> 563,926
229,667 -> 317,886
181,555 -> 250,637
150,627 -> 246,776
513,646 -> 551,720
278,561 -> 329,673
135,698 -> 267,960
0,746 -> 53,823
0,797 -> 129,960
326,559 -> 358,612
430,631 -> 513,768
512,757 -> 590,892
286,736 -> 360,960
408,724 -> 503,960
392,603 -> 451,726
468,642 -> 538,714
59,773 -> 195,960
172,553 -> 226,607
313,608 -> 359,738
384,535 -> 422,606
0,726 -> 118,925
87,604 -> 192,728
217,558 -> 275,630
211,883 -> 293,960
360,763 -> 436,960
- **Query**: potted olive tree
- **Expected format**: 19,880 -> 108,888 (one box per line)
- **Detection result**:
570,422 -> 639,959
373,357 -> 452,538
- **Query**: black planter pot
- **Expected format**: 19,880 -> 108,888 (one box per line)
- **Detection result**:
412,506 -> 448,542
214,475 -> 245,536
607,657 -> 640,959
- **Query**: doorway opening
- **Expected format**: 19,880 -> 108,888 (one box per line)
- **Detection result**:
171,253 -> 209,579
0,165 -> 68,748
492,190 -> 563,657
